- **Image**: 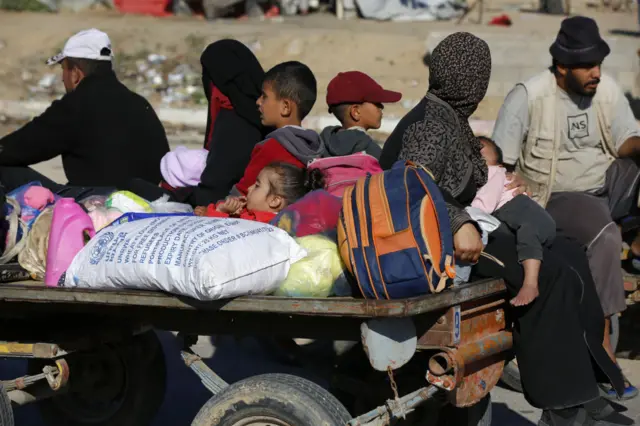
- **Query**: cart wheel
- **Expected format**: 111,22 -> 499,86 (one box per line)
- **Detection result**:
0,382 -> 14,426
436,394 -> 492,426
499,359 -> 523,393
191,373 -> 351,426
29,330 -> 166,426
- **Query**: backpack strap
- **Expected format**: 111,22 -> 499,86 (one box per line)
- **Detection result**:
480,251 -> 504,267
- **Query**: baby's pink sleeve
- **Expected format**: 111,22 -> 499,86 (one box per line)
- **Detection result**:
471,166 -> 506,213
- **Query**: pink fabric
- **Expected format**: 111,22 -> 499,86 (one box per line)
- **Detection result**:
89,208 -> 124,232
23,186 -> 55,210
307,153 -> 383,197
271,190 -> 343,237
160,146 -> 208,188
471,165 -> 517,213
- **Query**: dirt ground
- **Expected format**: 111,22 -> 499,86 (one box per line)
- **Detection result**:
0,6 -> 637,120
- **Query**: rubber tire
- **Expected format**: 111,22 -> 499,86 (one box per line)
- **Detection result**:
31,331 -> 166,426
500,360 -> 524,393
436,394 -> 492,426
191,373 -> 351,426
0,382 -> 14,426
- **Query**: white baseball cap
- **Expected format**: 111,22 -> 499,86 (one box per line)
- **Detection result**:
46,29 -> 113,66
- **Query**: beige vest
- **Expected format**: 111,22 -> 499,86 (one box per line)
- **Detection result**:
515,70 -> 618,207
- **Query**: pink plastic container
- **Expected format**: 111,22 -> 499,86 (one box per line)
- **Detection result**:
45,198 -> 96,287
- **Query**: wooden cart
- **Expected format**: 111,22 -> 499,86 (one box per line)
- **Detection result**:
0,268 -> 509,426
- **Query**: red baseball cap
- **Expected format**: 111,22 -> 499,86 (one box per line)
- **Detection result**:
326,71 -> 402,106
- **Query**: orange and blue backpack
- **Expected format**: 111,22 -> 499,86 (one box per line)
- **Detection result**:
337,161 -> 456,299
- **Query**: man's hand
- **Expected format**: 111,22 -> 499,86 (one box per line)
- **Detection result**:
453,223 -> 483,264
194,206 -> 207,216
618,136 -> 640,159
217,197 -> 246,215
505,172 -> 529,196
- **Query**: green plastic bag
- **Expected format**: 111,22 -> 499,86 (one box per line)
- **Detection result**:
105,191 -> 153,214
275,234 -> 346,297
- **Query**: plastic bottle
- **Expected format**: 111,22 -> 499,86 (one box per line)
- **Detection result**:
45,198 -> 96,287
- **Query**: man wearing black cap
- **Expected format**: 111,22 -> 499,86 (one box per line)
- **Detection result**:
493,15 -> 640,409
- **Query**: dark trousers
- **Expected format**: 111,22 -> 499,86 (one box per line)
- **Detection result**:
472,226 -> 624,410
124,178 -> 197,206
125,178 -> 172,203
0,166 -> 114,200
545,159 -> 640,317
493,194 -> 556,263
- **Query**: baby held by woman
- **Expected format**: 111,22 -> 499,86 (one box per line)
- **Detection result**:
473,137 -> 557,306
194,162 -> 325,224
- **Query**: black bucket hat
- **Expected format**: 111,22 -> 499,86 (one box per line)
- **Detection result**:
550,16 -> 610,66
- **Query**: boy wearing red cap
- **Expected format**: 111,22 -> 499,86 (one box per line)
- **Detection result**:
322,71 -> 402,159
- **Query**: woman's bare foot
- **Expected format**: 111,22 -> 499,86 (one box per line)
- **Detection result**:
510,284 -> 539,306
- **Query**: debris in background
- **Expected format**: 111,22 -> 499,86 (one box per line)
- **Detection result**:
488,14 -> 512,26
0,0 -> 55,12
24,50 -> 204,107
147,53 -> 167,65
245,40 -> 262,53
286,38 -> 303,56
37,74 -> 58,90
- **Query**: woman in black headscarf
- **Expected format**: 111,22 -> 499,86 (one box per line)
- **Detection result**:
194,39 -> 265,205
381,32 -> 626,425
127,39 -> 265,206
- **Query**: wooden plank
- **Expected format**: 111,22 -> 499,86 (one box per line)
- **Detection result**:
0,279 -> 506,318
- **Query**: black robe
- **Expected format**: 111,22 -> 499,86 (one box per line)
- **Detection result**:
381,94 -> 624,410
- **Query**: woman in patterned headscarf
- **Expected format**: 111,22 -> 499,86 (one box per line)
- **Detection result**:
381,32 -> 492,260
381,33 -> 625,425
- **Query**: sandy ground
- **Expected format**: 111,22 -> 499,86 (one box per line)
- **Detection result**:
0,7 -> 638,120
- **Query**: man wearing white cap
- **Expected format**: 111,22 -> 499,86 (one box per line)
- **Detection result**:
0,29 -> 169,194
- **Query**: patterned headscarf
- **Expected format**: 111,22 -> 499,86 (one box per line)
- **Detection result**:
428,32 -> 490,188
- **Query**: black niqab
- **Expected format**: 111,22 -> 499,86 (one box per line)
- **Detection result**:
200,39 -> 264,128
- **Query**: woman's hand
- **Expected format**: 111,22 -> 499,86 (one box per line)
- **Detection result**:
453,223 -> 483,264
194,206 -> 207,216
505,172 -> 528,196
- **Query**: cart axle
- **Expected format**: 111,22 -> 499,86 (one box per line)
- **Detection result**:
181,350 -> 228,395
347,385 -> 439,426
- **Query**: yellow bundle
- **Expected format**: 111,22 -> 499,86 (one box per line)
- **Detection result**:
275,234 -> 346,298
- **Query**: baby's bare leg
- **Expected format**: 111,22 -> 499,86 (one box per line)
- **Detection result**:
511,259 -> 541,306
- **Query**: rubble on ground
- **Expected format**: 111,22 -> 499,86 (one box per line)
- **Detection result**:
22,50 -> 206,108
17,39 -> 423,115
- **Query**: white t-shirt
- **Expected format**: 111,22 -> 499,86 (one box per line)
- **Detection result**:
492,83 -> 640,193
